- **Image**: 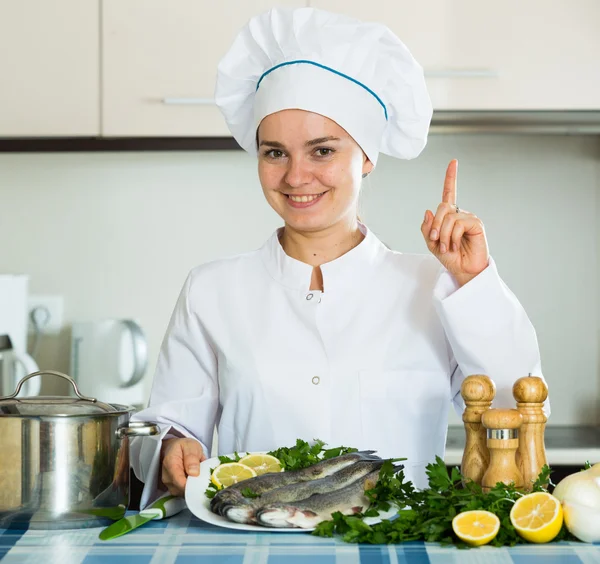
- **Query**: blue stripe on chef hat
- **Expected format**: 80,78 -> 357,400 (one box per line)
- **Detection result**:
257,60 -> 389,121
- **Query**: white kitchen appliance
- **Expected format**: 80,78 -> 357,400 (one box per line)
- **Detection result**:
0,274 -> 40,396
70,319 -> 148,407
0,335 -> 40,396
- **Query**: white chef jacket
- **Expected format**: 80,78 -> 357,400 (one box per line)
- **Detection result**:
131,222 -> 548,508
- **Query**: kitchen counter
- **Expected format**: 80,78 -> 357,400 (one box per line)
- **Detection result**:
1,510 -> 599,563
445,425 -> 600,466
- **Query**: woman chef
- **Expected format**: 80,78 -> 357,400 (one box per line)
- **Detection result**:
131,6 -> 549,508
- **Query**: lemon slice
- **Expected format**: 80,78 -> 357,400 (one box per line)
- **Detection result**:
211,463 -> 257,489
510,491 -> 563,543
238,453 -> 283,475
452,510 -> 500,546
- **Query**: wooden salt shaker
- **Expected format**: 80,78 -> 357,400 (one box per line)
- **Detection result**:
481,409 -> 524,492
513,375 -> 549,491
460,375 -> 496,485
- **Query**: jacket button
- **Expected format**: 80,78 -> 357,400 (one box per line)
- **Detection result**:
312,376 -> 320,385
306,293 -> 313,300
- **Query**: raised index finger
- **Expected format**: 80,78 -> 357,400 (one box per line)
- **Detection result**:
442,159 -> 458,206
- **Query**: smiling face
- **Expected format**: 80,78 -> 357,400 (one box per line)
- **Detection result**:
257,110 -> 373,233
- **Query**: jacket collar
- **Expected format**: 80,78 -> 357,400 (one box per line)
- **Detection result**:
259,222 -> 385,293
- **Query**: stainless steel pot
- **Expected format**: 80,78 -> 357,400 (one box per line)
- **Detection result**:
0,370 -> 159,529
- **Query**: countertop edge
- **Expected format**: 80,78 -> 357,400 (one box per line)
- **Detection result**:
444,448 -> 600,466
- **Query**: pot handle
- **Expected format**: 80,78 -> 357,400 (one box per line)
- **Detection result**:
11,352 -> 41,396
117,421 -> 161,439
0,370 -> 97,402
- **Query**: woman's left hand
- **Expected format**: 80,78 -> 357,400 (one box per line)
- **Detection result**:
421,159 -> 490,287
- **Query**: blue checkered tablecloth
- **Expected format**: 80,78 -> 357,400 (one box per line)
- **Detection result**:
1,510 -> 599,563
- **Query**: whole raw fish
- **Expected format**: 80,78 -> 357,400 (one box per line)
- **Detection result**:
223,458 -> 389,524
210,450 -> 380,516
255,467 -> 382,528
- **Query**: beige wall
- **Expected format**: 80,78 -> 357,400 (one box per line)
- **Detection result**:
1,133 -> 599,426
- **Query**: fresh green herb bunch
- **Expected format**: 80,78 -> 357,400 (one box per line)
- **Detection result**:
361,460 -> 411,516
314,457 -> 578,547
267,439 -> 359,471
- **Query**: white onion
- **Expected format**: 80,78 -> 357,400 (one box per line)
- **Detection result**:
553,463 -> 600,543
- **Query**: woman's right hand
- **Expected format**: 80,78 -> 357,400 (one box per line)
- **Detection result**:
160,437 -> 207,496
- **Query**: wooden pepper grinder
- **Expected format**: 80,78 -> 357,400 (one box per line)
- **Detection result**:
481,409 -> 524,492
460,375 -> 496,485
513,375 -> 549,491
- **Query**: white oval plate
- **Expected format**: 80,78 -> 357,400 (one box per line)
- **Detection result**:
185,452 -> 399,532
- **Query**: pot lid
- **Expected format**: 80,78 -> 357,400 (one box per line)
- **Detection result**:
0,396 -> 121,416
0,371 -> 125,417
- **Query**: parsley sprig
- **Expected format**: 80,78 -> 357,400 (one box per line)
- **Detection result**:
267,439 -> 359,471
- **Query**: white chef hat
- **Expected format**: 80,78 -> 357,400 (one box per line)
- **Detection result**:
215,6 -> 433,165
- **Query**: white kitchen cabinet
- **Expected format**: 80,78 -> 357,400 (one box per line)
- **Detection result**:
102,1 -> 305,137
0,0 -> 99,136
310,0 -> 600,110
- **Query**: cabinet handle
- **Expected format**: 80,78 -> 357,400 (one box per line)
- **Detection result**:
424,69 -> 499,78
162,97 -> 215,105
